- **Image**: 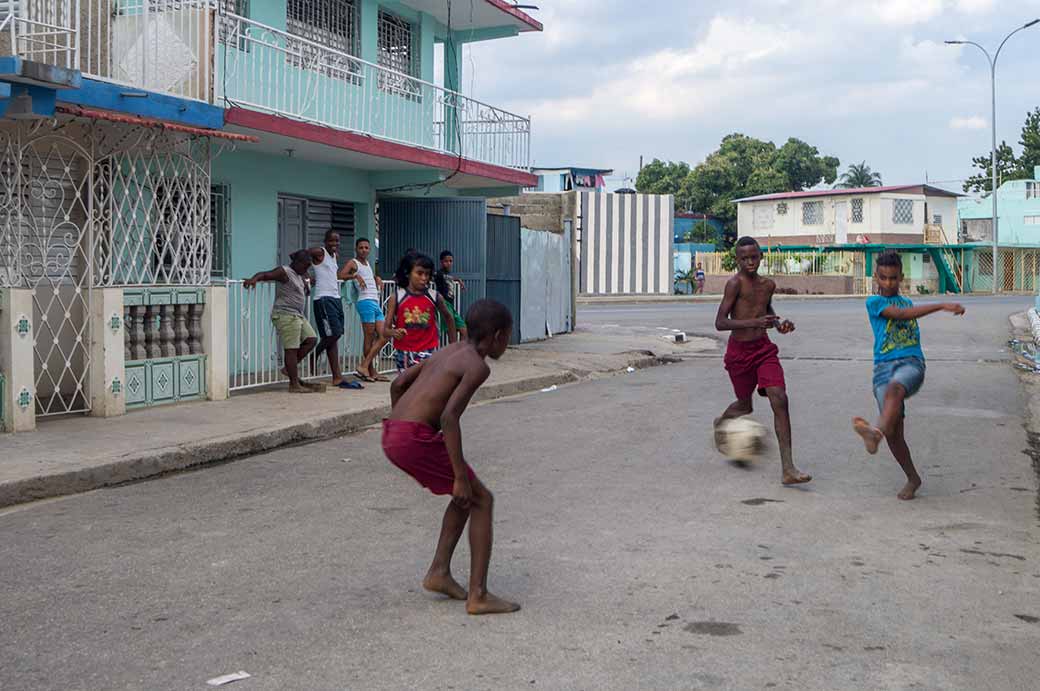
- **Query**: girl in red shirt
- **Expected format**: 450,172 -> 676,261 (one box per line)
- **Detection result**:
384,253 -> 458,371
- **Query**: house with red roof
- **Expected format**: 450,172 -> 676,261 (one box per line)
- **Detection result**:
733,185 -> 961,247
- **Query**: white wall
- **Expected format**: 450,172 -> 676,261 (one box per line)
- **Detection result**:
739,193 -> 943,241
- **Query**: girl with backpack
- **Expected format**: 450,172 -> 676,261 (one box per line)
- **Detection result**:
384,253 -> 458,371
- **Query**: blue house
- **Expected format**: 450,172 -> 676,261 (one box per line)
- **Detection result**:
958,166 -> 1040,246
674,212 -> 724,245
0,1 -> 542,432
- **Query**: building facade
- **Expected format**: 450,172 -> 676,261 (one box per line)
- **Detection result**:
528,166 -> 613,193
0,0 -> 542,432
958,167 -> 1040,246
734,185 -> 961,247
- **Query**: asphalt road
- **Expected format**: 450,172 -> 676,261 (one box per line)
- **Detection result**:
2,296 -> 1038,690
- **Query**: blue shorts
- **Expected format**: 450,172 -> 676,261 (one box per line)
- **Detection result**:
872,356 -> 925,415
313,297 -> 344,339
357,299 -> 385,324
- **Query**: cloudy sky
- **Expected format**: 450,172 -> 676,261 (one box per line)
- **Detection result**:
461,0 -> 1040,191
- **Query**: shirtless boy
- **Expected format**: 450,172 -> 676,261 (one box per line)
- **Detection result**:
382,298 -> 520,615
714,237 -> 811,485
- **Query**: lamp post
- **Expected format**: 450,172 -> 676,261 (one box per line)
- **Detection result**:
947,19 -> 1039,294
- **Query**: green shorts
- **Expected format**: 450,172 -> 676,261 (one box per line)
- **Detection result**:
438,302 -> 466,336
272,311 -> 316,349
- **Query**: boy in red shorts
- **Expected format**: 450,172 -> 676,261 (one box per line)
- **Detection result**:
382,298 -> 519,615
713,237 -> 812,486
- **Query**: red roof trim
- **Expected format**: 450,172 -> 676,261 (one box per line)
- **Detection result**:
56,104 -> 259,142
734,185 -> 961,203
483,0 -> 543,31
226,108 -> 536,188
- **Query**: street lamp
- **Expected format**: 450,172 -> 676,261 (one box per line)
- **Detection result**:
946,19 -> 1039,294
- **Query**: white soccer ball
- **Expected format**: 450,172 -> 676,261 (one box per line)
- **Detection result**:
717,417 -> 768,462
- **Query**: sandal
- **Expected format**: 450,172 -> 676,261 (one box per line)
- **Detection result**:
338,380 -> 364,390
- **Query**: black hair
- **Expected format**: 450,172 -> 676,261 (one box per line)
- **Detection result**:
324,229 -> 339,241
736,236 -> 760,249
394,252 -> 434,288
440,250 -> 453,261
876,250 -> 902,270
355,236 -> 369,246
466,299 -> 513,343
290,249 -> 311,266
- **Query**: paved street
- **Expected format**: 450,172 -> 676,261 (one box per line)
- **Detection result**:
3,296 -> 1039,690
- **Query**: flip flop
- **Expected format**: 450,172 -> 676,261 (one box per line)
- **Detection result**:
370,374 -> 390,382
356,373 -> 377,383
338,381 -> 364,390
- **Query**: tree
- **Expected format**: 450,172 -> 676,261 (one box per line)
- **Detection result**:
964,107 -> 1040,192
635,159 -> 691,197
773,138 -> 840,190
682,220 -> 717,244
835,161 -> 883,188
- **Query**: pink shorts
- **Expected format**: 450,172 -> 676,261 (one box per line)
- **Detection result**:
382,419 -> 477,495
724,336 -> 786,400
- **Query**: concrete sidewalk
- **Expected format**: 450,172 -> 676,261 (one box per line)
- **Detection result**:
578,293 -> 862,305
0,329 -> 715,508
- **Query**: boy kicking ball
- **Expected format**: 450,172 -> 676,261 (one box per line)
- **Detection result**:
714,237 -> 812,486
853,250 -> 964,500
382,298 -> 519,615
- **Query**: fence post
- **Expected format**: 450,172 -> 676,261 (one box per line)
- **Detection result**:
1,288 -> 36,432
204,284 -> 229,401
89,287 -> 126,418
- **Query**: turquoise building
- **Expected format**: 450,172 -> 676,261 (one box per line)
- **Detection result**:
958,166 -> 1040,246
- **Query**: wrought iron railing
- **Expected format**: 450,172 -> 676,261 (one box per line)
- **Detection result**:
215,12 -> 531,170
1,0 -> 78,69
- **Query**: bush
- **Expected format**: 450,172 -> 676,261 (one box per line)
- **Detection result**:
721,246 -> 737,272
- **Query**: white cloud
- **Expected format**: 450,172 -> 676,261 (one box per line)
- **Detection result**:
875,0 -> 944,24
950,115 -> 988,130
955,0 -> 996,13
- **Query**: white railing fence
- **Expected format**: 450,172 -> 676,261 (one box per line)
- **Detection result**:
1,0 -> 78,68
215,12 -> 531,171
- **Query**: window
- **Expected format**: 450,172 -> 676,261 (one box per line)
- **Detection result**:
287,0 -> 360,57
378,10 -> 420,95
1025,215 -> 1040,226
932,214 -> 943,225
210,184 -> 231,279
851,198 -> 864,223
1027,182 -> 1039,199
776,202 -> 788,216
892,199 -> 914,225
753,204 -> 774,231
802,200 -> 823,225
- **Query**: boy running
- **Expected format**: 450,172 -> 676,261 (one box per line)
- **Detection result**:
384,253 -> 457,371
382,298 -> 519,615
714,237 -> 811,485
244,250 -> 325,393
852,250 -> 965,500
339,238 -> 387,382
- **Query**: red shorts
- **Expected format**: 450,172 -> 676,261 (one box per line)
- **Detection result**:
382,419 -> 477,495
724,336 -> 786,400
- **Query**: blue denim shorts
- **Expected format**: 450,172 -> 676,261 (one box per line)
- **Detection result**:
872,356 -> 925,414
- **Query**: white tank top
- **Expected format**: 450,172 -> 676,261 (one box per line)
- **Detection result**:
313,249 -> 340,300
355,258 -> 379,302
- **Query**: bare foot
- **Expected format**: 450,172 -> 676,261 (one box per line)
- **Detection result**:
330,377 -> 344,386
782,470 -> 812,485
302,381 -> 327,393
898,477 -> 922,500
466,592 -> 521,615
852,417 -> 882,455
423,573 -> 467,600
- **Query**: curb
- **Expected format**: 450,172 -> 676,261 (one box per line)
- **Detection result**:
577,294 -> 859,305
0,355 -> 670,509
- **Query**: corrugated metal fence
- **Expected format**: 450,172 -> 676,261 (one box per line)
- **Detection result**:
577,191 -> 674,295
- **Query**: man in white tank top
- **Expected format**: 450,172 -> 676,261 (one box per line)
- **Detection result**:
338,237 -> 388,381
308,230 -> 353,387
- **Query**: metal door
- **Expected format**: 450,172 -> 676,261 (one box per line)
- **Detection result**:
835,201 -> 848,243
377,197 -> 487,317
277,196 -> 305,265
486,213 -> 521,344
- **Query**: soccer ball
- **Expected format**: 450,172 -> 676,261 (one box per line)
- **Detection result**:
716,417 -> 768,462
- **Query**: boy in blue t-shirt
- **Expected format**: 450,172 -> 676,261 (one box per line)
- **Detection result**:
852,251 -> 964,500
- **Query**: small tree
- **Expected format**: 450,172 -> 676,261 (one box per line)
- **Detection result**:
682,220 -> 717,244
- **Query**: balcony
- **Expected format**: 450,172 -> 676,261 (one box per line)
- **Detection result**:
0,1 -> 532,172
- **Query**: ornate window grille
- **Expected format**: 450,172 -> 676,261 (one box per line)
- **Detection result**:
802,201 -> 823,226
378,9 -> 420,97
211,183 -> 231,279
851,198 -> 863,223
776,202 -> 788,215
286,0 -> 361,78
892,199 -> 914,225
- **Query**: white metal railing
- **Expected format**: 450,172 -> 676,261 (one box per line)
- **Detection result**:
215,12 -> 531,170
2,0 -> 78,69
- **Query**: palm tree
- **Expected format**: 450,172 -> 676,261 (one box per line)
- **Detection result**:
835,161 -> 883,188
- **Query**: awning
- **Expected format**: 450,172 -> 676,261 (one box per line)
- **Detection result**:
56,104 -> 259,143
